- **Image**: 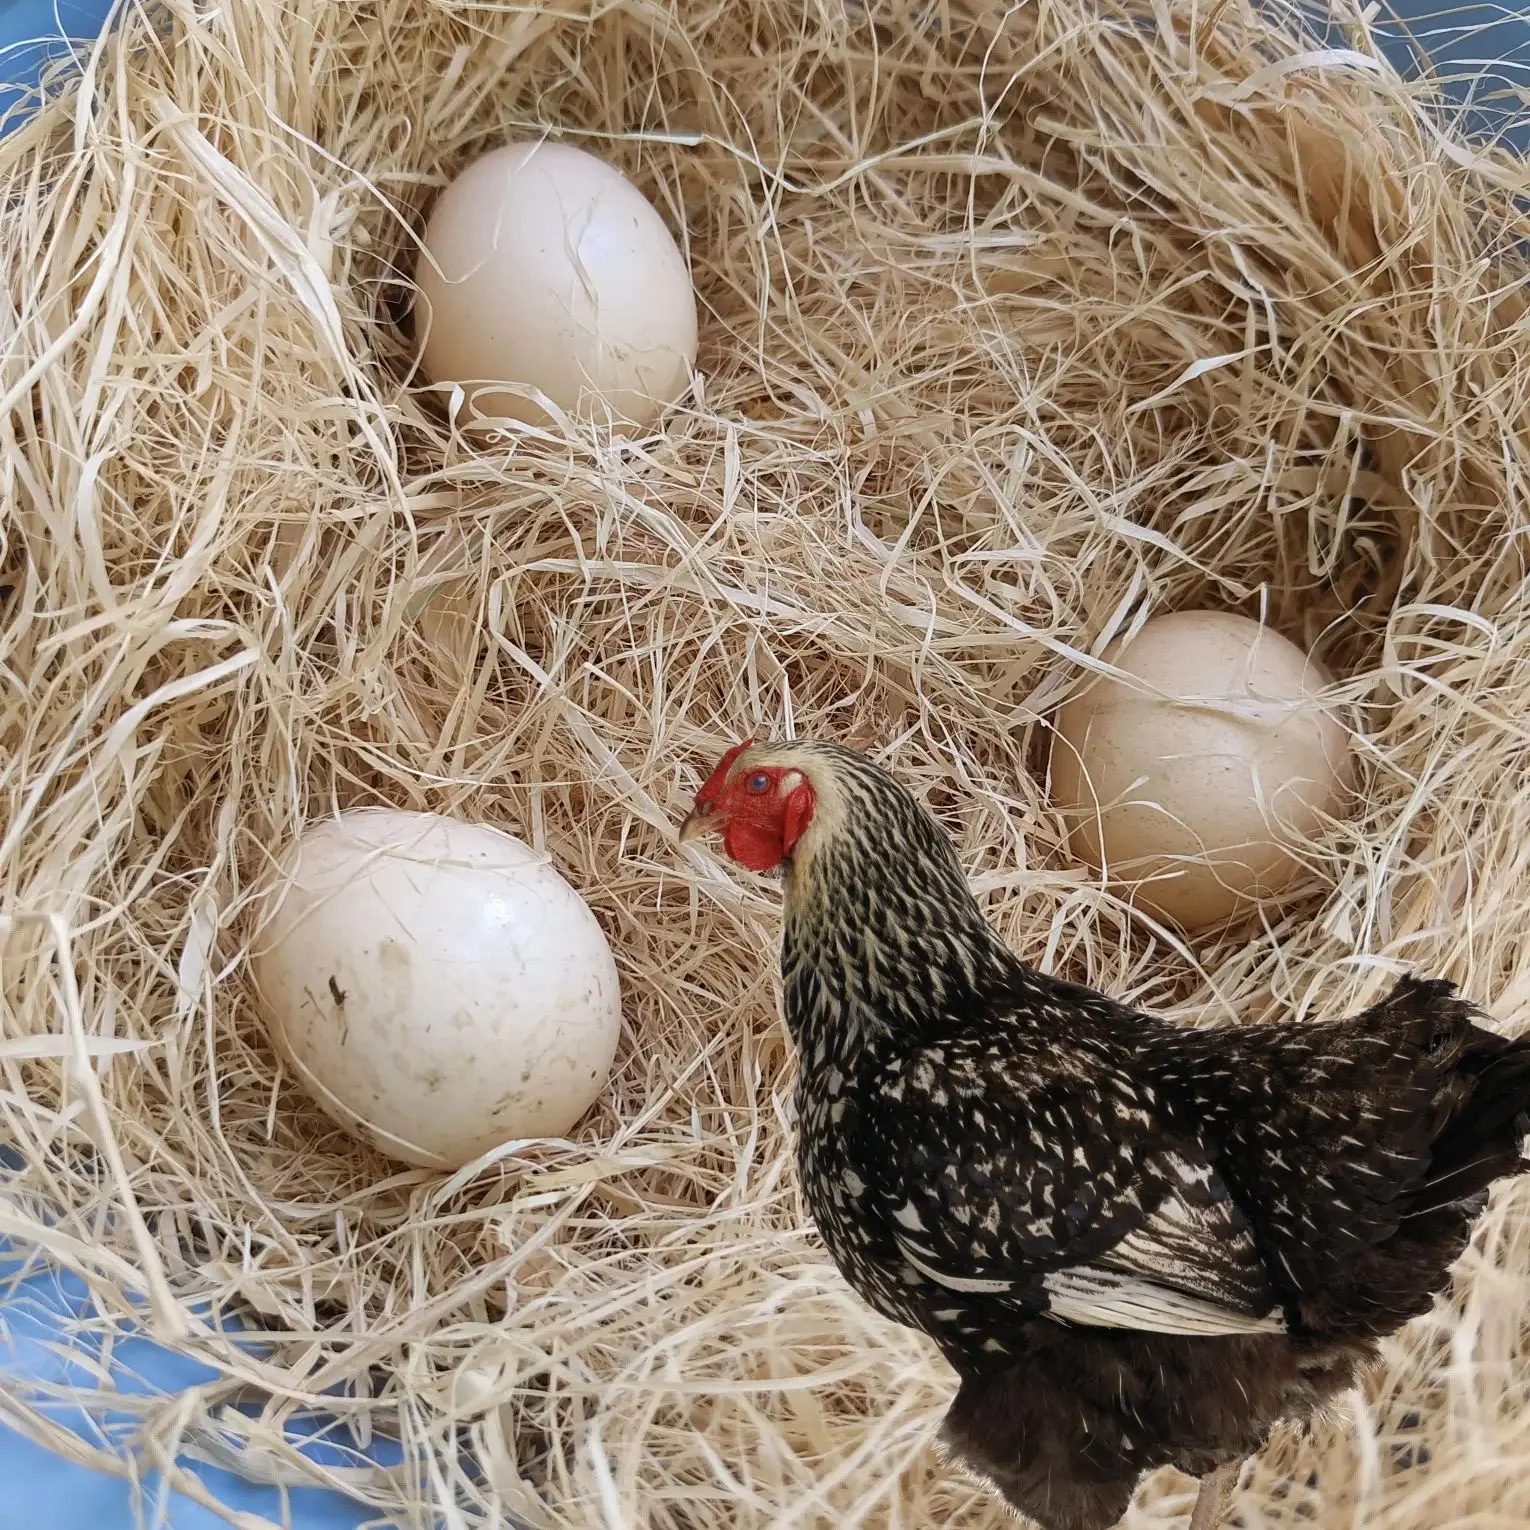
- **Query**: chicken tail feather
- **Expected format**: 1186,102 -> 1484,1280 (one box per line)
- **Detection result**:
1404,980 -> 1530,1217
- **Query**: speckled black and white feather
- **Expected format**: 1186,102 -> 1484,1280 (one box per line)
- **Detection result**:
762,741 -> 1530,1530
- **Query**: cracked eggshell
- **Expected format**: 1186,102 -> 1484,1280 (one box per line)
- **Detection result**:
251,810 -> 621,1170
1050,610 -> 1354,932
414,141 -> 698,430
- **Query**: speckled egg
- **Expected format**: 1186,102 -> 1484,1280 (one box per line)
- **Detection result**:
251,810 -> 621,1169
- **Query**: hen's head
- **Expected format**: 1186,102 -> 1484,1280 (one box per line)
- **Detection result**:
678,739 -> 853,873
680,739 -> 1009,1003
679,737 -> 893,875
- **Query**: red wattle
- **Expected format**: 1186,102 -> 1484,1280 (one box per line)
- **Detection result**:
724,819 -> 786,872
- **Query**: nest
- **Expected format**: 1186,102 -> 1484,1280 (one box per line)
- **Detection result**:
3,0 -> 1530,1524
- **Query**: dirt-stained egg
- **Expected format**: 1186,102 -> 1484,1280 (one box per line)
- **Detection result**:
251,810 -> 621,1169
414,141 -> 698,430
1050,610 -> 1354,932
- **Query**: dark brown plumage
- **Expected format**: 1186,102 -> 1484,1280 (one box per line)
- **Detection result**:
680,739 -> 1530,1530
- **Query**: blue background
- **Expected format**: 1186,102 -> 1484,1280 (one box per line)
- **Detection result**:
0,0 -> 117,128
0,0 -> 1525,1524
0,1250 -> 389,1527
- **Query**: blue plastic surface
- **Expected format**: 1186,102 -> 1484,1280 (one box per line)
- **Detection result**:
0,0 -> 120,130
0,1250 -> 391,1528
1374,1 -> 1530,153
0,0 -> 1525,1524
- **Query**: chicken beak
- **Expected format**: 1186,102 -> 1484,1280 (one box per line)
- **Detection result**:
678,804 -> 717,844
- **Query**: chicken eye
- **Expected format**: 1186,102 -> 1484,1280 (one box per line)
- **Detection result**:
746,773 -> 770,795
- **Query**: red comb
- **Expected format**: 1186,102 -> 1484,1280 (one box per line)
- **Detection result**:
696,739 -> 754,803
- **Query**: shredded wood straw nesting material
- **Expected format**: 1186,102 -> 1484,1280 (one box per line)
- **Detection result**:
2,0 -> 1530,1524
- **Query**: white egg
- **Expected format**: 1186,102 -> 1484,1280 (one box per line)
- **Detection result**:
414,141 -> 698,430
251,810 -> 621,1170
1050,611 -> 1354,932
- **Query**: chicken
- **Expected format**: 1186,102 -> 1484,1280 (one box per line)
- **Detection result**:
678,738 -> 1530,1530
